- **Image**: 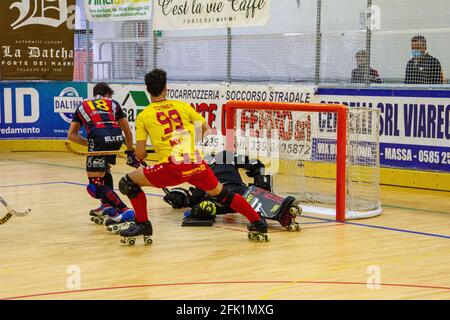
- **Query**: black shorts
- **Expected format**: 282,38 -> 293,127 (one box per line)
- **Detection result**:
86,129 -> 124,172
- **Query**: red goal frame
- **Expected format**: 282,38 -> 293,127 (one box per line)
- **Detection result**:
225,101 -> 349,222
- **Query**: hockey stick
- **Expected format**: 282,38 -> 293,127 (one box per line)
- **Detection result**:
64,142 -> 167,195
0,196 -> 31,225
66,143 -> 173,202
0,213 -> 12,225
64,140 -> 155,156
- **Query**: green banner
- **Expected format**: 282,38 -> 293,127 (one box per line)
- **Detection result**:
84,0 -> 152,22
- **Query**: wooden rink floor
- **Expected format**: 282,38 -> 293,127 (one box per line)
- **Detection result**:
0,152 -> 449,300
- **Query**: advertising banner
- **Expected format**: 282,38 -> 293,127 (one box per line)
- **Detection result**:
153,0 -> 271,30
0,82 -> 87,139
102,82 -> 316,156
84,0 -> 152,22
227,84 -> 317,159
0,0 -> 76,80
314,88 -> 450,172
7,82 -> 447,173
101,82 -> 226,148
104,83 -> 449,172
167,83 -> 226,154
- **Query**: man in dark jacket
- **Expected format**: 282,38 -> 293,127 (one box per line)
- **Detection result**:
351,50 -> 381,84
405,35 -> 443,84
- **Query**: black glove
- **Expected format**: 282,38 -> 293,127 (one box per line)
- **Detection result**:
163,187 -> 192,209
245,160 -> 265,178
253,175 -> 273,192
189,187 -> 207,206
125,151 -> 140,168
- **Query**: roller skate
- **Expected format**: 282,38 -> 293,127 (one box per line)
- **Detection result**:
247,218 -> 269,242
89,205 -> 115,225
105,208 -> 135,234
278,198 -> 302,232
119,221 -> 153,246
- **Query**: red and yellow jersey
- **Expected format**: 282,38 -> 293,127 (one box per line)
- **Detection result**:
135,100 -> 206,163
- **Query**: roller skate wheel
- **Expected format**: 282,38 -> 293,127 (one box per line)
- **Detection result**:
91,217 -> 103,225
290,206 -> 300,215
254,234 -> 269,242
288,224 -> 297,232
247,233 -> 254,240
144,236 -> 153,245
126,238 -> 136,246
112,225 -> 120,232
295,224 -> 301,231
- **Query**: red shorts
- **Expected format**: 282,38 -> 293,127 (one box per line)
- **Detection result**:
143,160 -> 219,191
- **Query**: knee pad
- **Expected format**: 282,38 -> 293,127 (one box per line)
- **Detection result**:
213,187 -> 235,207
119,174 -> 142,199
87,177 -> 105,199
103,171 -> 113,189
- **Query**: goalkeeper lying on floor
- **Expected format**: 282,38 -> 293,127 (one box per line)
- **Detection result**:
163,151 -> 301,231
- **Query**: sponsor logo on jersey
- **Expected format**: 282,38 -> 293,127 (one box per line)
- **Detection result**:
87,157 -> 106,169
181,164 -> 206,177
105,135 -> 124,143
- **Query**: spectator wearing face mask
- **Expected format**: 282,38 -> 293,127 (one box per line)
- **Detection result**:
351,50 -> 381,84
405,35 -> 443,84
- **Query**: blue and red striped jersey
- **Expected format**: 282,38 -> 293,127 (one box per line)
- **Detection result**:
72,96 -> 126,135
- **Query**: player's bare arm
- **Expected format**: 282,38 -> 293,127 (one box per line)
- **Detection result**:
134,140 -> 148,161
67,122 -> 87,146
117,117 -> 134,151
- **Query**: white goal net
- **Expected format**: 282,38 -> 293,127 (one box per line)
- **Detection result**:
228,102 -> 382,221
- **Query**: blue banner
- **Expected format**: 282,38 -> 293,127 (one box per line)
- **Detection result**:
380,143 -> 450,172
0,82 -> 88,139
315,88 -> 450,172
